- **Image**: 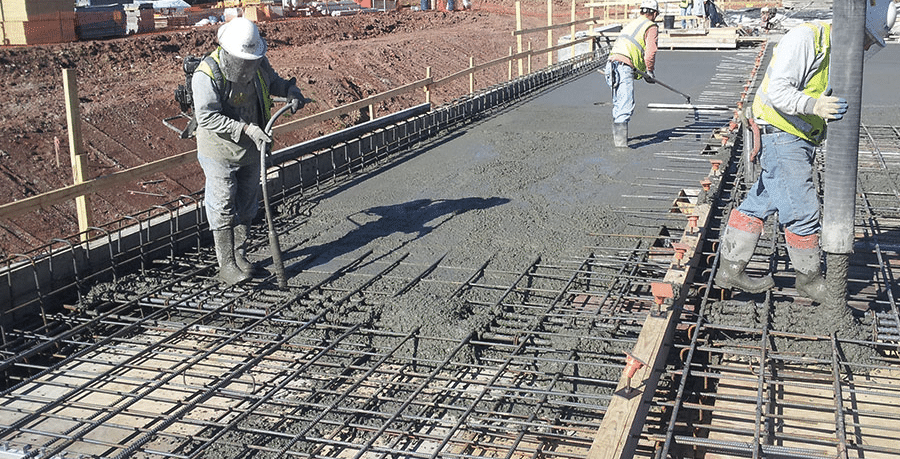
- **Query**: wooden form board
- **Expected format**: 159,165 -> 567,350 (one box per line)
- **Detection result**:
658,27 -> 738,49
588,183 -> 714,459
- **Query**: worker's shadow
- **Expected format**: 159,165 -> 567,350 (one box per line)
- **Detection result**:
628,127 -> 686,149
283,196 -> 510,270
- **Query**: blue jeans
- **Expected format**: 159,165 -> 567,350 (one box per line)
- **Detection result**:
737,131 -> 820,236
198,155 -> 261,231
604,60 -> 635,124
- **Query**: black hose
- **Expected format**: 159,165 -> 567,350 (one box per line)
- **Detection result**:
259,103 -> 293,289
822,1 -> 866,255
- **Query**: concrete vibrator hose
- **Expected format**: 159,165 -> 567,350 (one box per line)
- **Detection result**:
258,101 -> 295,289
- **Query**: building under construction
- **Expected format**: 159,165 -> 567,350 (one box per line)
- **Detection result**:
1,2 -> 899,458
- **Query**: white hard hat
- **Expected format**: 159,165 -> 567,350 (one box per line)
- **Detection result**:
640,0 -> 659,12
866,0 -> 897,48
217,17 -> 266,60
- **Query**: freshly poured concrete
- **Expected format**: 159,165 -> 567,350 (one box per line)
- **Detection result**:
276,50 -> 733,276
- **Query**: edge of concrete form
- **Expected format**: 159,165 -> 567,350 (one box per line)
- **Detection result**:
0,51 -> 603,331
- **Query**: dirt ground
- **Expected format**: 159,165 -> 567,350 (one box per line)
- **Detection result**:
0,1 -> 569,258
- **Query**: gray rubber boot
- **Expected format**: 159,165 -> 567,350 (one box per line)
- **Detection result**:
233,224 -> 262,277
213,229 -> 251,285
787,241 -> 829,304
715,221 -> 775,293
613,122 -> 628,148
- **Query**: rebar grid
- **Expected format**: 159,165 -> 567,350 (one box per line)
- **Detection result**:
650,121 -> 900,458
0,236 -> 667,457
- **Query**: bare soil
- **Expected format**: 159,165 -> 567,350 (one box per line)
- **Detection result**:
0,2 -> 565,258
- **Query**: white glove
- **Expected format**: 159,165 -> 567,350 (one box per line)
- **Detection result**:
244,123 -> 271,146
812,95 -> 848,120
288,85 -> 306,113
645,71 -> 656,84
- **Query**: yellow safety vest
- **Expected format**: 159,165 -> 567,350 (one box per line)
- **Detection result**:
198,47 -> 273,123
752,22 -> 831,145
610,17 -> 655,77
679,0 -> 690,8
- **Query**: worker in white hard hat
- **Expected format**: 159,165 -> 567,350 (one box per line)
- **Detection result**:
603,0 -> 660,148
192,17 -> 308,285
715,0 -> 896,304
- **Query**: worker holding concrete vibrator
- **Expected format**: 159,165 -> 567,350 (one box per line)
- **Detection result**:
604,0 -> 660,148
192,17 -> 308,285
715,0 -> 896,304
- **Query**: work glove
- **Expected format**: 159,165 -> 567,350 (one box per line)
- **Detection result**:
244,123 -> 271,146
645,71 -> 656,84
288,85 -> 306,114
812,94 -> 848,121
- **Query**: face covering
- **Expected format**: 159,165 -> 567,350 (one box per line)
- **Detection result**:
220,49 -> 262,84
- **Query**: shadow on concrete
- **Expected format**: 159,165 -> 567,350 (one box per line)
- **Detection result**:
285,196 -> 510,270
628,125 -> 688,149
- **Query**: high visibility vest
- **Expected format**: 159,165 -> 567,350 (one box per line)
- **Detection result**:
679,0 -> 690,8
610,17 -> 656,77
752,22 -> 831,145
197,47 -> 273,123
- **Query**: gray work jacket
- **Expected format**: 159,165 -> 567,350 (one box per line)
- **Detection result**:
192,53 -> 294,166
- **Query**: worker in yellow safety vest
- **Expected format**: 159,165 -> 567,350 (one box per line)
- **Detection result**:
192,17 -> 308,285
603,0 -> 659,148
715,0 -> 897,304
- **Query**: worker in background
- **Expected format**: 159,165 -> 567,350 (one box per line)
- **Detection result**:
193,17 -> 307,285
604,0 -> 659,148
705,0 -> 726,28
714,0 -> 896,303
678,0 -> 693,29
691,0 -> 706,27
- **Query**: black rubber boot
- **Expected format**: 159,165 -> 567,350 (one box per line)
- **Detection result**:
613,122 -> 628,148
715,257 -> 775,293
213,229 -> 251,286
787,242 -> 829,304
233,224 -> 263,277
714,219 -> 774,293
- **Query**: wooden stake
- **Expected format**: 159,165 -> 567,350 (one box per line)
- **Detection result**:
515,1 -> 523,76
546,0 -> 553,67
424,66 -> 431,104
570,0 -> 576,59
63,68 -> 93,242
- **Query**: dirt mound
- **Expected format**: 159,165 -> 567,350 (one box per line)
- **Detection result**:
0,7 -> 559,257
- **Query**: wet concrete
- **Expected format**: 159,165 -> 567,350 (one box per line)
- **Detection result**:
259,51 -> 738,366
278,50 -> 731,273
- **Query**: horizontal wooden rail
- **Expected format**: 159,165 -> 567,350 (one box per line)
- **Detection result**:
273,77 -> 432,136
512,16 -> 605,36
0,149 -> 197,220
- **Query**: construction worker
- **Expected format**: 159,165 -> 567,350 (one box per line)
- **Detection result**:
604,0 -> 659,148
678,0 -> 703,28
715,0 -> 896,303
678,0 -> 691,29
192,17 -> 307,285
